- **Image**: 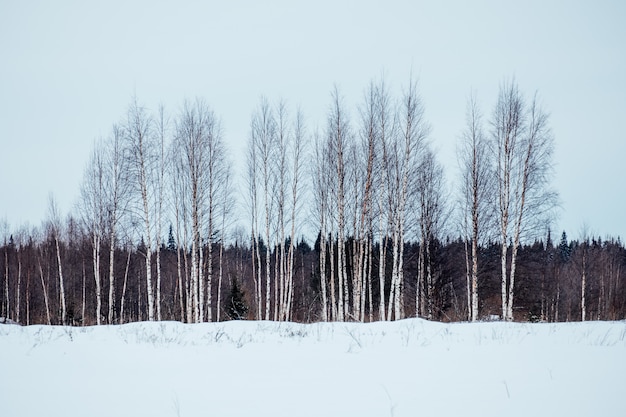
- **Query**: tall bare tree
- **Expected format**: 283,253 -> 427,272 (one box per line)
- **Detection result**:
274,101 -> 289,321
249,98 -> 277,320
389,77 -> 430,320
246,122 -> 263,320
356,81 -> 379,322
204,105 -> 228,322
35,229 -> 52,325
414,149 -> 446,319
124,98 -> 157,321
47,194 -> 67,324
104,125 -> 129,324
491,80 -> 557,321
327,86 -> 351,321
172,98 -> 226,322
458,92 -> 494,321
373,79 -> 394,321
79,144 -> 106,324
170,136 -> 191,322
312,129 -> 330,321
216,166 -> 235,322
154,105 -> 168,321
284,107 -> 306,321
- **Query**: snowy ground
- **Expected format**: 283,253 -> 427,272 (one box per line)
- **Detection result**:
1,319 -> 625,417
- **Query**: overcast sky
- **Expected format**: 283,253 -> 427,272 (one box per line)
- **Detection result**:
1,0 -> 625,241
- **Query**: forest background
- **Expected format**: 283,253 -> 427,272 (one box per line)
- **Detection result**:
2,1 -> 625,326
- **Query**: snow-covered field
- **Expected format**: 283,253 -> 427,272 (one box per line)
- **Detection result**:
1,319 -> 625,417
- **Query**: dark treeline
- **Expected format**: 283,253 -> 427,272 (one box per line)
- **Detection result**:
1,230 -> 625,325
2,77 -> 625,325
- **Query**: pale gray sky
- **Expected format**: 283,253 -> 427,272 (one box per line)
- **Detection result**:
1,0 -> 625,241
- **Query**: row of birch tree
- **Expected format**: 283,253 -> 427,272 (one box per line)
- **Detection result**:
77,98 -> 233,324
1,76 -> 560,324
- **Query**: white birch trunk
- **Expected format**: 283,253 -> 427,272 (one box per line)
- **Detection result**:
81,260 -> 86,325
3,248 -> 8,320
464,240 -> 471,321
329,236 -> 336,321
16,250 -> 21,323
108,229 -> 116,324
38,257 -> 52,325
93,235 -> 101,325
55,235 -> 66,325
581,245 -> 587,321
156,246 -> 162,321
120,243 -> 131,324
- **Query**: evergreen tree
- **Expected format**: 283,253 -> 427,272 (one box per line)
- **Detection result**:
167,224 -> 176,251
558,231 -> 571,262
225,278 -> 248,320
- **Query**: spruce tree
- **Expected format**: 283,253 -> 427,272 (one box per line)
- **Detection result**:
559,231 -> 571,262
226,278 -> 248,320
167,224 -> 176,251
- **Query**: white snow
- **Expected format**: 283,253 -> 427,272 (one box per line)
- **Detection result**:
1,319 -> 625,416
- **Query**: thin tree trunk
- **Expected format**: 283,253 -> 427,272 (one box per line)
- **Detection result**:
500,237 -> 509,320
207,225 -> 213,322
82,259 -> 86,325
581,245 -> 587,322
120,246 -> 131,324
329,236 -> 336,321
4,248 -> 8,320
252,229 -> 262,320
156,245 -> 162,321
55,236 -> 66,325
25,268 -> 30,325
93,235 -> 101,325
319,227 -> 328,322
464,240 -> 471,321
471,236 -> 479,322
144,249 -> 154,321
379,233 -> 387,321
217,240 -> 224,322
198,239 -> 204,322
176,241 -> 184,322
16,250 -> 21,324
108,228 -> 116,324
38,258 -> 51,325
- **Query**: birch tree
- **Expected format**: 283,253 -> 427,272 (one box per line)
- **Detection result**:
284,108 -> 306,321
216,167 -> 235,322
36,236 -> 52,325
491,80 -> 556,321
203,106 -> 228,322
356,82 -> 379,322
274,101 -> 289,321
415,149 -> 446,319
103,125 -> 129,324
154,106 -> 168,321
312,129 -> 330,321
47,194 -> 67,325
170,139 -> 191,321
173,98 -> 226,322
246,123 -> 263,320
79,144 -> 106,324
124,99 -> 157,321
249,98 -> 277,320
2,219 -> 10,320
457,92 -> 494,321
388,78 -> 429,320
578,225 -> 591,322
13,229 -> 24,324
326,87 -> 351,321
373,80 -> 394,321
